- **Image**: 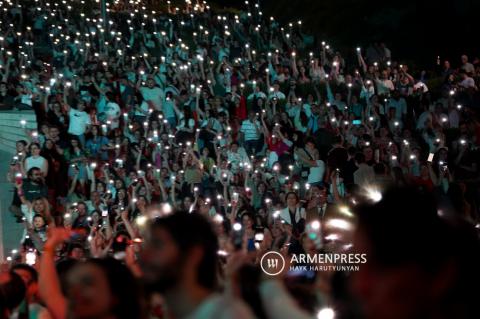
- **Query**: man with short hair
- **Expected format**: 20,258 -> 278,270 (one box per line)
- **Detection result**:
305,185 -> 330,220
47,125 -> 68,153
458,70 -> 476,89
0,82 -> 14,110
21,167 -> 48,202
141,212 -> 254,319
460,54 -> 475,74
268,82 -> 286,100
65,100 -> 91,147
138,76 -> 164,111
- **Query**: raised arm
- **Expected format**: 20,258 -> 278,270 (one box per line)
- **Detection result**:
357,49 -> 367,73
68,168 -> 79,195
15,182 -> 32,207
39,228 -> 69,319
291,54 -> 299,78
92,77 -> 106,95
120,210 -> 137,240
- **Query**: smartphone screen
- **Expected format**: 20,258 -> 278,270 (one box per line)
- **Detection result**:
427,153 -> 434,162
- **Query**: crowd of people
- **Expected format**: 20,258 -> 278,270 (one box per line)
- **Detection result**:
1,0 -> 480,318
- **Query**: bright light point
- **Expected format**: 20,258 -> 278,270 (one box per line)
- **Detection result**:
327,219 -> 352,231
317,307 -> 335,319
218,250 -> 228,256
233,223 -> 242,231
255,233 -> 264,241
162,203 -> 173,214
365,187 -> 382,202
311,220 -> 321,230
136,215 -> 148,226
214,214 -> 224,223
338,206 -> 354,217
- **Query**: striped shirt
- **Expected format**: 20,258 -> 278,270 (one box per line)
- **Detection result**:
240,119 -> 260,141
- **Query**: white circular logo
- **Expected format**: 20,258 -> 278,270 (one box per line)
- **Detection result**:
260,251 -> 286,276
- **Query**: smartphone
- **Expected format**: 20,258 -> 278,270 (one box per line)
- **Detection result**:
15,173 -> 23,184
232,192 -> 239,203
25,251 -> 37,266
11,156 -> 18,166
427,153 -> 434,162
102,210 -> 108,217
254,232 -> 264,242
352,119 -> 362,125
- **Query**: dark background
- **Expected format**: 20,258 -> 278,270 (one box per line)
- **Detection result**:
212,0 -> 479,69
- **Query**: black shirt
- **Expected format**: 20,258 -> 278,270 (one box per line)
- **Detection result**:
0,92 -> 14,110
22,179 -> 48,201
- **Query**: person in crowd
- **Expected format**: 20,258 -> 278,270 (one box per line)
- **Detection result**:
0,1 -> 479,319
0,270 -> 26,319
141,211 -> 254,318
10,264 -> 52,318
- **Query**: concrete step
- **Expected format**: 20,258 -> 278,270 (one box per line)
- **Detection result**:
0,111 -> 37,155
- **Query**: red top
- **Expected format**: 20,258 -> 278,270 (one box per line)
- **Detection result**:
236,95 -> 247,120
267,137 -> 291,155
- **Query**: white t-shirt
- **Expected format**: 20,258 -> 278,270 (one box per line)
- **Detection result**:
25,156 -> 47,175
376,79 -> 394,95
308,160 -> 325,184
20,94 -> 33,106
140,86 -> 164,110
68,108 -> 91,135
459,77 -> 475,88
240,120 -> 260,141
